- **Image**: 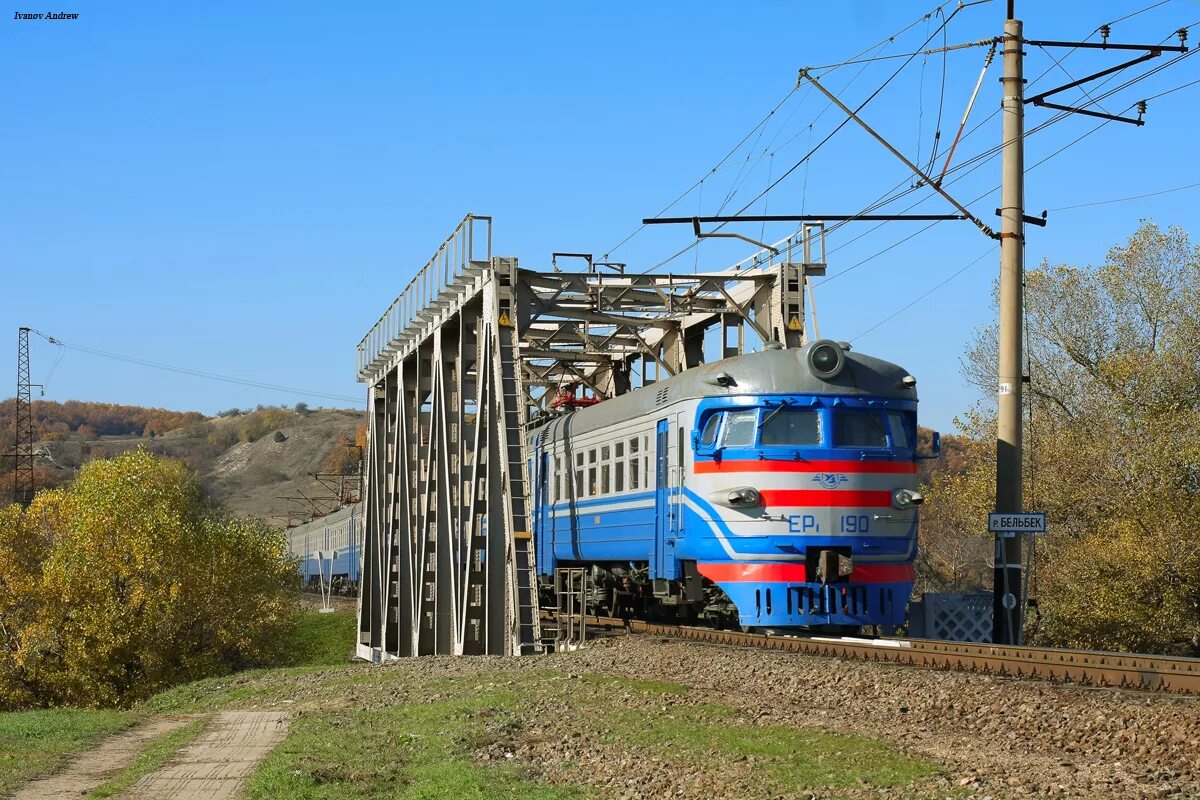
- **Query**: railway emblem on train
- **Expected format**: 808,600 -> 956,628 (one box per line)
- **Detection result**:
812,473 -> 849,489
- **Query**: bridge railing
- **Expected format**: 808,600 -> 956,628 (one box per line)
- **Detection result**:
356,214 -> 492,379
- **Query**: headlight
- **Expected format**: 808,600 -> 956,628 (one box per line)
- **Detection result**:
893,489 -> 925,509
807,339 -> 845,380
727,487 -> 761,507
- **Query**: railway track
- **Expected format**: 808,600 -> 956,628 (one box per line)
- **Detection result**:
541,612 -> 1200,695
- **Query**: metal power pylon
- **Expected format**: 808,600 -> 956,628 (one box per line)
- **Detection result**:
354,214 -> 825,660
13,327 -> 36,506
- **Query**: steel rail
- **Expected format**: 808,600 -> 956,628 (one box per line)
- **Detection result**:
622,621 -> 1200,695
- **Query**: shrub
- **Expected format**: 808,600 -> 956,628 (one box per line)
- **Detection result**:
237,408 -> 297,443
0,450 -> 297,710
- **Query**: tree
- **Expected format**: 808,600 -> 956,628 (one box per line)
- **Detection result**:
915,419 -> 994,595
0,450 -> 297,709
953,221 -> 1200,654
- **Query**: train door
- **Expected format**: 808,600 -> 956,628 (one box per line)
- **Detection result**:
654,419 -> 678,578
533,434 -> 551,572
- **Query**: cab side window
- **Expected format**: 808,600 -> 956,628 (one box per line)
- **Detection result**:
720,409 -> 758,448
886,411 -> 913,450
699,413 -> 721,447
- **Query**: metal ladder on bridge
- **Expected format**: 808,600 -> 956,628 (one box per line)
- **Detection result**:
492,257 -> 542,655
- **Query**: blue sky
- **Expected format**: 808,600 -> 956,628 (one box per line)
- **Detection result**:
2,0 -> 1198,432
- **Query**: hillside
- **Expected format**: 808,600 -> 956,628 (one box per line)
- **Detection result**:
0,401 -> 363,526
4,400 -> 969,528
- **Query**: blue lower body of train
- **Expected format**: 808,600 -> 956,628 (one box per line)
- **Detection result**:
533,488 -> 913,629
297,542 -> 361,585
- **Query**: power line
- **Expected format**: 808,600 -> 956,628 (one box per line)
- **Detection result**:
647,1 -> 979,272
851,245 -> 996,342
1048,179 -> 1200,211
1096,0 -> 1174,33
806,37 -> 997,71
637,3 -> 1193,278
1143,75 -> 1200,100
600,86 -> 800,260
833,80 -> 1189,341
824,29 -> 1199,262
28,330 -> 364,405
795,7 -> 1195,251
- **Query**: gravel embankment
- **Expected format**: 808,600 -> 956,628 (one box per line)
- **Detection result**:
533,636 -> 1200,799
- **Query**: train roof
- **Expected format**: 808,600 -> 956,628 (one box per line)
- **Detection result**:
535,341 -> 918,437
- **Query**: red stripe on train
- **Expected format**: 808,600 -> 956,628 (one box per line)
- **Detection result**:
693,459 -> 917,475
758,489 -> 893,508
697,562 -> 914,583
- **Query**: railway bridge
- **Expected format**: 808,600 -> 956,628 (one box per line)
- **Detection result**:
354,213 -> 827,660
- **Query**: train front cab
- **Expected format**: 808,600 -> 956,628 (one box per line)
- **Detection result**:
681,395 -> 921,631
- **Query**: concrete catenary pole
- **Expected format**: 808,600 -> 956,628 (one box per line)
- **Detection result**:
994,7 -> 1025,645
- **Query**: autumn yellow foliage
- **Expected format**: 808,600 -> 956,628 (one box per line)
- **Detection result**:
0,450 -> 297,709
938,222 -> 1200,655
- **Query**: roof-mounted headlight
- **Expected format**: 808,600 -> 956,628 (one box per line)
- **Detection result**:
808,339 -> 845,380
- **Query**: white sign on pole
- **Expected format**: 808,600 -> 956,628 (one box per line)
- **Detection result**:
988,512 -> 1047,536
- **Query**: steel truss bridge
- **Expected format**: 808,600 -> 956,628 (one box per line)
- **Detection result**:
355,213 -> 827,660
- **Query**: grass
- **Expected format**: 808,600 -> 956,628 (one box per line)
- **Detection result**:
0,609 -> 357,795
0,708 -> 134,797
2,612 -> 950,799
615,705 -> 939,792
241,690 -> 588,800
86,717 -> 208,798
279,610 -> 358,667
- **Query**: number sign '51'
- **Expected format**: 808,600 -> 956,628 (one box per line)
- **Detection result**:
988,512 -> 1047,536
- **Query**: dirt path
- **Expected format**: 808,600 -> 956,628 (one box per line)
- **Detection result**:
123,711 -> 289,800
11,716 -> 193,800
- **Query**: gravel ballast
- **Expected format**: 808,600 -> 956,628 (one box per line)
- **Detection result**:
545,635 -> 1200,798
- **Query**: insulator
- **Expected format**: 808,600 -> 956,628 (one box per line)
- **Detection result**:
1100,24 -> 1110,44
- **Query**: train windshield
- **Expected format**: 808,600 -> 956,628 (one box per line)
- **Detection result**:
759,409 -> 821,446
833,410 -> 914,450
834,411 -> 888,448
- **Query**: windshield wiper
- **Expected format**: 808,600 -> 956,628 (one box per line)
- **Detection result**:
757,400 -> 792,430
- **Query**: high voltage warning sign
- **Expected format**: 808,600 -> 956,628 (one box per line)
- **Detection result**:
788,317 -> 801,331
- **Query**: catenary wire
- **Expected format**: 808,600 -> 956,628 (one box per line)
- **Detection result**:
779,9 -> 1193,257
836,89 -> 1160,339
812,7 -> 1197,339
819,29 -> 1199,263
647,2 -> 976,272
600,86 -> 800,260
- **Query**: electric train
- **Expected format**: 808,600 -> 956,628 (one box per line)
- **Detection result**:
528,339 -> 934,631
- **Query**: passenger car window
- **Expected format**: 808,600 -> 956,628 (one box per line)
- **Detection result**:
760,409 -> 821,446
720,410 -> 758,448
834,412 -> 888,448
699,413 -> 721,446
887,411 -> 912,449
